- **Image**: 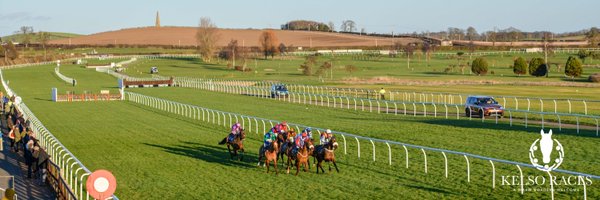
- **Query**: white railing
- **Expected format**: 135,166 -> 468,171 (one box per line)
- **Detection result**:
54,66 -> 76,85
0,69 -> 118,200
171,78 -> 600,136
126,91 -> 597,199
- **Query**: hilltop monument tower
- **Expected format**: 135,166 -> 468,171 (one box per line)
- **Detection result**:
155,11 -> 161,28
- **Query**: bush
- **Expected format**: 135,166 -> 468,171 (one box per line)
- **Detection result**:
345,65 -> 358,73
513,57 -> 528,76
528,57 -> 547,77
471,57 -> 488,75
589,73 -> 600,82
300,55 -> 317,76
564,56 -> 583,78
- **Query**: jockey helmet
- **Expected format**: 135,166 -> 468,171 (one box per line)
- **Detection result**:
301,132 -> 307,137
306,127 -> 312,132
326,129 -> 332,134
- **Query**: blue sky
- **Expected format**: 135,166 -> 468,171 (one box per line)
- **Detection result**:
0,0 -> 598,36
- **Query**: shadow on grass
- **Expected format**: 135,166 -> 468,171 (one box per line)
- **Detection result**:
415,118 -> 599,138
143,141 -> 258,169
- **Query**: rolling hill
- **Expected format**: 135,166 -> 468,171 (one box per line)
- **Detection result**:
48,26 -> 419,47
2,32 -> 81,43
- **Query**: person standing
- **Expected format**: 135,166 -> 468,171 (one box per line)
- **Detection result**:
379,88 -> 386,100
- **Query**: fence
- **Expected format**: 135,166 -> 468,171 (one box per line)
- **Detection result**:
171,78 -> 600,136
125,91 -> 598,199
0,69 -> 119,200
171,78 -> 600,117
54,66 -> 76,85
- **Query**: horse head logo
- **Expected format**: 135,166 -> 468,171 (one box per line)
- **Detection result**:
529,129 -> 564,172
539,129 -> 553,164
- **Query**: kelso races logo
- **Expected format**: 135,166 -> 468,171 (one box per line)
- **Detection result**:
501,129 -> 592,192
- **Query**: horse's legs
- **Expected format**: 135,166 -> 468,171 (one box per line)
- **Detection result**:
304,161 -> 309,172
274,158 -> 278,175
239,148 -> 244,161
286,157 -> 291,174
227,145 -> 233,159
266,159 -> 270,173
316,160 -> 320,174
319,160 -> 326,173
295,160 -> 300,176
333,160 -> 339,172
257,147 -> 263,166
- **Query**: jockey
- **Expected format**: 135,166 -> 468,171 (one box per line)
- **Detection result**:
320,129 -> 333,144
228,122 -> 241,143
293,131 -> 309,154
263,129 -> 277,148
274,121 -> 288,134
302,127 -> 313,139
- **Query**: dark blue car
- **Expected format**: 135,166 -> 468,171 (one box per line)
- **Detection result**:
270,84 -> 289,98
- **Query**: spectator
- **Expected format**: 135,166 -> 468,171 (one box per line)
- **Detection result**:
379,88 -> 386,100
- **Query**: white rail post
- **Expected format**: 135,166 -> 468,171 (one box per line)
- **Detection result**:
490,160 -> 496,189
516,165 -> 524,195
527,98 -> 531,111
413,103 -> 417,116
553,100 -> 557,113
421,149 -> 427,174
442,152 -> 448,178
402,145 -> 409,168
540,99 -> 544,112
514,97 -> 519,110
361,99 -> 364,111
568,100 -> 572,113
464,155 -> 470,183
583,101 -> 588,115
377,101 -> 381,113
355,137 -> 361,159
369,100 -> 372,112
340,134 -> 348,155
386,142 -> 391,165
340,134 -> 347,155
370,140 -> 375,161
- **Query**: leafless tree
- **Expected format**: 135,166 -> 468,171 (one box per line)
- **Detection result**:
328,21 -> 335,32
340,20 -> 356,32
196,17 -> 220,63
466,27 -> 478,41
17,26 -> 34,48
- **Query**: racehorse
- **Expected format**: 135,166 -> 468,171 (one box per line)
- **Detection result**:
218,129 -> 246,161
277,129 -> 296,167
259,142 -> 279,174
286,138 -> 313,175
313,136 -> 339,173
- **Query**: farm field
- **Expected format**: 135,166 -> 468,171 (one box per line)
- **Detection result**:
1,56 -> 599,199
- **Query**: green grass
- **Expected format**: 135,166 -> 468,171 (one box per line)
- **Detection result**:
1,32 -> 81,43
2,57 -> 599,199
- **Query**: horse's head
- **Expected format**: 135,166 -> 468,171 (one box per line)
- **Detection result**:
305,138 -> 314,152
328,136 -> 338,151
270,141 -> 279,151
239,129 -> 246,140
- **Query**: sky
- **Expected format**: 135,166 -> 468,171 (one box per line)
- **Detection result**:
1,0 -> 598,36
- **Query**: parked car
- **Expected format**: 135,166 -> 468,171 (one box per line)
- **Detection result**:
150,67 -> 159,74
270,84 -> 289,98
465,96 -> 504,118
